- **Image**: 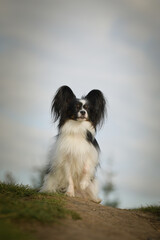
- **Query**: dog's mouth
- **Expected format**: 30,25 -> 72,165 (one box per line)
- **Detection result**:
78,116 -> 87,120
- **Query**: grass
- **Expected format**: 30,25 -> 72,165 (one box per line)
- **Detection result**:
137,205 -> 160,219
0,182 -> 81,240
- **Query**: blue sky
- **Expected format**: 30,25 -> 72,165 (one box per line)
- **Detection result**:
0,0 -> 160,208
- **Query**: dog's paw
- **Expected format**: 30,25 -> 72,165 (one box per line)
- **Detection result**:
65,191 -> 75,197
80,180 -> 89,190
91,198 -> 102,204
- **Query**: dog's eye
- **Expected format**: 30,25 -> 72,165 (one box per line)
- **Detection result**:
84,104 -> 88,110
76,104 -> 81,109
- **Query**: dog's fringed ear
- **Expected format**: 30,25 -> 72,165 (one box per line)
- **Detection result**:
51,86 -> 76,122
86,89 -> 106,128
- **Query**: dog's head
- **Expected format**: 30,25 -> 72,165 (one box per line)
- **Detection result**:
51,85 -> 106,129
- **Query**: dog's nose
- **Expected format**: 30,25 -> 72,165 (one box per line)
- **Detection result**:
80,110 -> 85,115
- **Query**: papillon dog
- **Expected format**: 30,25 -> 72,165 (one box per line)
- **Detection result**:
40,86 -> 106,203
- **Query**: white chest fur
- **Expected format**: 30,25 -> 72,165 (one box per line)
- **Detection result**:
58,120 -> 95,155
54,120 -> 98,174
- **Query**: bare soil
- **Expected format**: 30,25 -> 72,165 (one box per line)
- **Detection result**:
27,197 -> 160,240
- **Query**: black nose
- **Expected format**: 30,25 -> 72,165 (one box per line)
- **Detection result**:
80,110 -> 85,115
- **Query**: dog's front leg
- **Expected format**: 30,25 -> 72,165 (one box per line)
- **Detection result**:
66,174 -> 75,197
80,162 -> 91,190
86,178 -> 101,203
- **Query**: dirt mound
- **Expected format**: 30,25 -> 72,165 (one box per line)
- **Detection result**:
33,197 -> 160,240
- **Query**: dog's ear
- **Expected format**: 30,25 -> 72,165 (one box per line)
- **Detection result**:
51,86 -> 76,122
86,89 -> 106,128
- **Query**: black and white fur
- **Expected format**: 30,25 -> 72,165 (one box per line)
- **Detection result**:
40,86 -> 106,203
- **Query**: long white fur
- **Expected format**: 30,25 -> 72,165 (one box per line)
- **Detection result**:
40,119 -> 100,203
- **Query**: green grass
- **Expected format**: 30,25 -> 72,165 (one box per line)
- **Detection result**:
0,182 -> 80,222
0,182 -> 81,239
137,205 -> 160,219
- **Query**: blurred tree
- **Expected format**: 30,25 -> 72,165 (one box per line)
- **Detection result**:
102,157 -> 119,208
4,172 -> 16,184
31,166 -> 46,189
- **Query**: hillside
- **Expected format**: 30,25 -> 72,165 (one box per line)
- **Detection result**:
0,183 -> 160,240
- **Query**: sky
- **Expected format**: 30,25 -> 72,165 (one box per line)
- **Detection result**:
0,0 -> 160,208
